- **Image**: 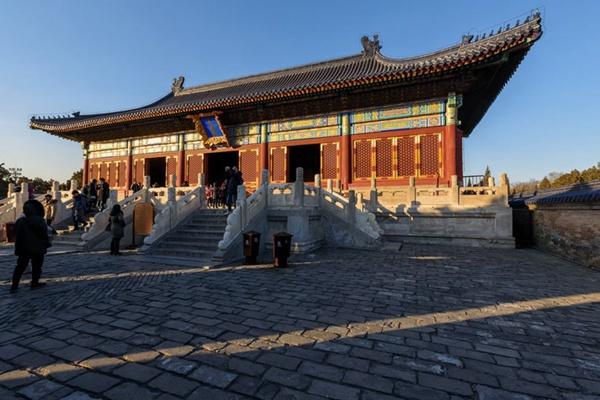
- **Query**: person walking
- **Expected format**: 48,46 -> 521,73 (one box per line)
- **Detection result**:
97,178 -> 109,210
71,190 -> 88,231
43,194 -> 57,234
108,204 -> 125,255
88,179 -> 98,210
130,181 -> 141,193
10,200 -> 51,293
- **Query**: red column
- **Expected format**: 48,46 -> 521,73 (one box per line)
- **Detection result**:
259,124 -> 269,174
126,140 -> 133,191
445,124 -> 458,184
340,113 -> 351,190
83,158 -> 89,185
177,151 -> 185,186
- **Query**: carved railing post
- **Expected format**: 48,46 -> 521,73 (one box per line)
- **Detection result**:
326,179 -> 333,193
357,192 -> 364,211
70,179 -> 78,191
294,167 -> 304,207
7,183 -> 15,196
237,184 -> 247,228
408,176 -> 417,207
499,173 -> 510,205
450,175 -> 460,205
143,176 -> 152,202
347,190 -> 356,224
168,174 -> 176,188
106,189 -> 118,209
488,176 -> 495,187
314,174 -> 321,206
370,176 -> 378,210
167,185 -> 177,228
198,173 -> 206,208
260,169 -> 269,207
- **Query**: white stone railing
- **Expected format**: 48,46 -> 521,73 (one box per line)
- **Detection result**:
141,174 -> 206,249
362,174 -> 511,212
218,172 -> 268,251
81,187 -> 149,246
320,184 -> 382,240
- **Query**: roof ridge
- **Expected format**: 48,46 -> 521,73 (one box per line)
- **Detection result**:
179,53 -> 367,96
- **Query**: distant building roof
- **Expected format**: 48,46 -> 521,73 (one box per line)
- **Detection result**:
511,180 -> 600,206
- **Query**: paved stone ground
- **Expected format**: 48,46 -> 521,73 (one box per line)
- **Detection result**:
0,246 -> 599,399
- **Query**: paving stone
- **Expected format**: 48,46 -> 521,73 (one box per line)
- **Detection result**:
52,345 -> 96,363
61,392 -> 100,400
275,387 -> 326,400
499,377 -> 560,398
188,385 -> 246,399
258,353 -> 302,370
228,357 -> 266,377
78,355 -> 125,372
29,338 -> 68,352
190,365 -> 238,388
475,385 -> 533,400
36,362 -> 86,382
0,369 -> 40,388
105,382 -> 157,400
326,353 -> 370,372
394,381 -> 450,400
370,362 -> 417,383
113,363 -> 162,383
343,370 -> 394,393
17,379 -> 63,400
264,367 -> 311,390
418,373 -> 473,396
298,360 -> 344,382
68,372 -> 120,393
12,351 -> 56,369
307,379 -> 360,400
157,356 -> 197,375
148,372 -> 199,396
122,349 -> 160,363
0,344 -> 29,360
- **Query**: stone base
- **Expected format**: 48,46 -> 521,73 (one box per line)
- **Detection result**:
384,233 -> 515,249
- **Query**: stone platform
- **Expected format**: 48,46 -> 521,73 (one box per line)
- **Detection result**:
0,246 -> 599,399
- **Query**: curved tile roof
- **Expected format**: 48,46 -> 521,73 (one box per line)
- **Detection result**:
30,12 -> 542,135
511,180 -> 600,206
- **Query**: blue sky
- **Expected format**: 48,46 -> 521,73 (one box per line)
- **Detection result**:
1,0 -> 598,183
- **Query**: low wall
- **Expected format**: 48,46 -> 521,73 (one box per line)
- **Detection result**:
530,202 -> 600,268
377,207 -> 514,248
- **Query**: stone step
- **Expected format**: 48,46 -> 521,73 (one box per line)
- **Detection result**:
156,241 -> 218,251
190,216 -> 228,223
165,234 -> 222,242
152,248 -> 215,258
183,224 -> 227,231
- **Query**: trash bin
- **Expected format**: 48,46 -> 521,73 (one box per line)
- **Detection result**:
3,222 -> 17,243
243,230 -> 261,265
273,232 -> 293,268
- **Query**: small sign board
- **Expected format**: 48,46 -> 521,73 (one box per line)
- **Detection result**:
133,203 -> 154,236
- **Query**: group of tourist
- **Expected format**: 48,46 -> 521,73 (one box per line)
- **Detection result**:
205,166 -> 244,212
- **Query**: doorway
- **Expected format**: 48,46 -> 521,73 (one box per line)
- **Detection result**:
287,144 -> 320,182
146,157 -> 166,187
206,151 -> 239,187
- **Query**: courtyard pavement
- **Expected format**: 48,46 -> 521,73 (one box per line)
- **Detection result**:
0,246 -> 599,399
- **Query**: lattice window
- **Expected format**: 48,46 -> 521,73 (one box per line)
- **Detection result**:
134,159 -> 144,183
188,154 -> 203,185
108,162 -> 117,187
90,164 -> 98,181
99,164 -> 107,181
271,147 -> 286,182
321,143 -> 337,180
167,157 -> 177,181
397,136 -> 416,177
240,150 -> 258,186
375,139 -> 393,178
119,162 -> 127,187
354,140 -> 372,179
419,134 -> 440,176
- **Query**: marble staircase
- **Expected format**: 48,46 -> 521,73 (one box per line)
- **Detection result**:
150,209 -> 228,259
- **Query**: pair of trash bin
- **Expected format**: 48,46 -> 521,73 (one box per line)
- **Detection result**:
243,231 -> 292,267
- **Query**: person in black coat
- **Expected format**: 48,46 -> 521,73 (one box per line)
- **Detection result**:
10,200 -> 51,293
